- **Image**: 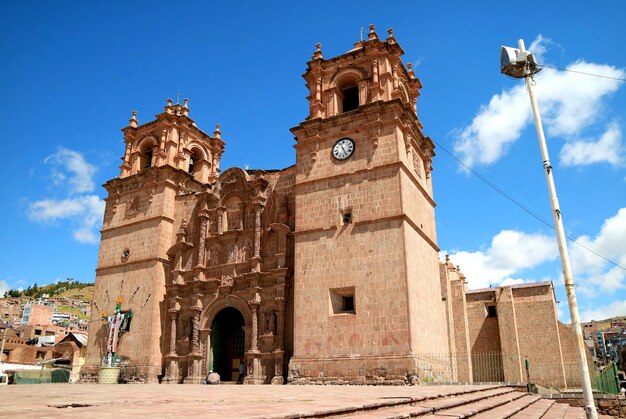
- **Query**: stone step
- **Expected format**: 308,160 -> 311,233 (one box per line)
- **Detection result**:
541,401 -> 571,419
429,391 -> 529,418
471,394 -> 543,418
510,398 -> 556,418
339,387 -> 517,418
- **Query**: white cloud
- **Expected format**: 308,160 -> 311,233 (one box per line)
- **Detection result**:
560,122 -> 623,166
444,229 -> 558,289
0,280 -> 10,297
28,195 -> 105,244
27,147 -> 104,244
44,147 -> 97,194
454,35 -> 625,168
580,299 -> 626,323
571,208 -> 626,296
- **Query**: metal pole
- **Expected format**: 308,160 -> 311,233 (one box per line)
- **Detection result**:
518,38 -> 597,419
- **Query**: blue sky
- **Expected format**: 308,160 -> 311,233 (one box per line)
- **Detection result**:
1,1 -> 625,323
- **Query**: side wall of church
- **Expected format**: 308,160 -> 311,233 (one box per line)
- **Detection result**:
440,263 -> 472,382
403,225 -> 448,356
510,285 -> 566,387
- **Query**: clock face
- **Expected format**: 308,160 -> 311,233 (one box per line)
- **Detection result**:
332,138 -> 355,160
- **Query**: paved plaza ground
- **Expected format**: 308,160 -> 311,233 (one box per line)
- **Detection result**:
0,383 -> 511,418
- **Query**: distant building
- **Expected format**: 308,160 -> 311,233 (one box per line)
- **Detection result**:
52,312 -> 71,325
0,298 -> 23,327
20,301 -> 53,326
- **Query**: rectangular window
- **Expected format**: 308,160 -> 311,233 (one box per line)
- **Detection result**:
486,305 -> 497,318
329,287 -> 356,315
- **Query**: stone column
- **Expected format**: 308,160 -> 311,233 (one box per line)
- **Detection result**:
271,297 -> 286,384
163,308 -> 180,384
168,308 -> 178,356
191,307 -> 201,355
276,297 -> 286,351
254,205 -> 262,258
249,301 -> 260,353
196,212 -> 208,276
217,207 -> 225,234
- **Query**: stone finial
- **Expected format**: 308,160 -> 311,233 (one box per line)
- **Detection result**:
445,254 -> 450,262
311,43 -> 323,60
213,124 -> 221,139
368,24 -> 378,40
182,98 -> 190,116
386,28 -> 396,44
407,62 -> 415,78
129,110 -> 138,128
165,98 -> 173,114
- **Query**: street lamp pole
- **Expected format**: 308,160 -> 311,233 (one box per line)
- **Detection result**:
502,39 -> 597,419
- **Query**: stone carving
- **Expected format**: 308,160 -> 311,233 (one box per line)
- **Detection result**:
242,240 -> 252,262
111,197 -> 120,215
209,245 -> 221,266
266,311 -> 277,334
413,154 -> 422,178
227,210 -> 242,230
220,274 -> 234,287
227,244 -> 238,263
126,195 -> 139,217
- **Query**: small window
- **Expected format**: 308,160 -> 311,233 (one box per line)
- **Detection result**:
342,212 -> 352,224
330,287 -> 356,315
341,86 -> 359,113
486,305 -> 497,318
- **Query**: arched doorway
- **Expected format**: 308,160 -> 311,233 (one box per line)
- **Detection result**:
210,307 -> 245,381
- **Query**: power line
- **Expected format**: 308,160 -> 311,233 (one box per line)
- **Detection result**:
539,64 -> 626,82
431,137 -> 626,272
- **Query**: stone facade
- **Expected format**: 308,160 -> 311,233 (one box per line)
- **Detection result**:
83,26 -> 588,386
441,258 -> 592,388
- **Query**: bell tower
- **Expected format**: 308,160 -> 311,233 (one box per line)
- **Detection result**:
83,99 -> 224,383
289,25 -> 449,383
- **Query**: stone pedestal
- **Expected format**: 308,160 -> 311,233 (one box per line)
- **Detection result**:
162,357 -> 179,384
244,352 -> 263,384
271,350 -> 285,384
183,355 -> 204,384
98,367 -> 121,384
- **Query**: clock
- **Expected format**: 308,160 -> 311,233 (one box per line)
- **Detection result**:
332,138 -> 355,160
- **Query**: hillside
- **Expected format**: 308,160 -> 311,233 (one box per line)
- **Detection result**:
56,285 -> 94,302
3,280 -> 94,301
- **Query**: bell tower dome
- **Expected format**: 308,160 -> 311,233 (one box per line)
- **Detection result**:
289,25 -> 448,384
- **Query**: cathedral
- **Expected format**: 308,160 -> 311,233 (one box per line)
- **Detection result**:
83,26 -> 586,387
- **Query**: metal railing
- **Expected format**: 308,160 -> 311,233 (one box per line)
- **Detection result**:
413,352 -> 619,393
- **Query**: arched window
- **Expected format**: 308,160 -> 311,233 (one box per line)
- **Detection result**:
187,147 -> 209,182
336,74 -> 361,114
188,154 -> 195,174
341,85 -> 359,112
138,141 -> 156,171
143,149 -> 153,169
